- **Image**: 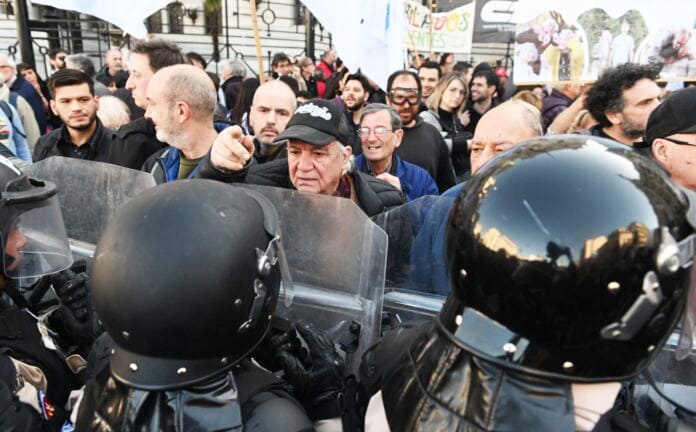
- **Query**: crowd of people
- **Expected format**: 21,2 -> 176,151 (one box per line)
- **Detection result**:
0,38 -> 695,432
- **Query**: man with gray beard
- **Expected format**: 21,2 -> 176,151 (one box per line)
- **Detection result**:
141,64 -> 219,184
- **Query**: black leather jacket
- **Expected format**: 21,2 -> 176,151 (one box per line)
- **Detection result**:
75,360 -> 314,432
359,322 -> 650,432
197,157 -> 405,217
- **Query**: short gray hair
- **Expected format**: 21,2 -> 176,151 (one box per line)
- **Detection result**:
359,103 -> 402,130
221,59 -> 246,78
66,54 -> 96,77
507,100 -> 543,136
164,67 -> 217,121
97,95 -> 131,130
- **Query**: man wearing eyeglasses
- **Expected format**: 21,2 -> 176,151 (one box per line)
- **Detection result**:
199,99 -> 405,216
354,103 -> 438,201
649,87 -> 696,190
386,70 -> 455,193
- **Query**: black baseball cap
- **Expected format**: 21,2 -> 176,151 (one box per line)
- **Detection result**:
274,99 -> 353,147
645,87 -> 696,146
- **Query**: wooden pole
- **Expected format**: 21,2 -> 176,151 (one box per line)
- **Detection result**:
249,0 -> 266,82
428,0 -> 434,58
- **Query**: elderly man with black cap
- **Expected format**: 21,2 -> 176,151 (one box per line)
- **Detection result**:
648,87 -> 696,190
198,98 -> 405,215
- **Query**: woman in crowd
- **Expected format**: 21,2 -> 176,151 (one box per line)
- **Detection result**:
296,56 -> 318,98
16,63 -> 50,110
419,72 -> 472,180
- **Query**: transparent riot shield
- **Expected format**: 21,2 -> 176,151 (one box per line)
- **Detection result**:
26,157 -> 157,247
239,184 -> 387,372
633,271 -> 696,429
371,195 -> 457,321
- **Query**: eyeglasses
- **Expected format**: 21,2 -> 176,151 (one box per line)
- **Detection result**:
663,137 -> 696,146
359,126 -> 392,138
389,89 -> 420,106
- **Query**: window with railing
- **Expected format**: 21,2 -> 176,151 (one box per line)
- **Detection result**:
167,2 -> 184,34
147,10 -> 163,34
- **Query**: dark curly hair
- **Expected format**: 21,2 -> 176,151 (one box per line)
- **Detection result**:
586,64 -> 660,127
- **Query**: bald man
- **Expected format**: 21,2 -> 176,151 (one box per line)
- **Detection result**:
247,79 -> 296,163
410,100 -> 544,295
141,64 -> 219,183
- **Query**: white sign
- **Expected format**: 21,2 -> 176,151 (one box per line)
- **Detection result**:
405,0 -> 476,54
31,0 -> 171,39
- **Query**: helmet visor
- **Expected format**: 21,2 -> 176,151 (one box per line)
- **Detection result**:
2,194 -> 72,279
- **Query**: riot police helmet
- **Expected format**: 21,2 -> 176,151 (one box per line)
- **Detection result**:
442,135 -> 696,382
92,180 -> 287,390
0,155 -> 71,280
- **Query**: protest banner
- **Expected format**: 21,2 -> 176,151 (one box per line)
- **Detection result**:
405,0 -> 476,54
510,0 -> 696,84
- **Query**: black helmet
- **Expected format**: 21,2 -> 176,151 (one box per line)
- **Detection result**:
92,180 -> 286,390
0,156 -> 71,280
442,136 -> 696,382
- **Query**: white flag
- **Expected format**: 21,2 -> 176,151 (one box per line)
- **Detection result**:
301,0 -> 406,91
30,0 -> 171,39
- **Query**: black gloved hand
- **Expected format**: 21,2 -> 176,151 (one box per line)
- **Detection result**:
274,322 -> 346,420
48,267 -> 98,349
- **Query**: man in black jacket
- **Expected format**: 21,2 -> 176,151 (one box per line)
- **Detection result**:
386,70 -> 455,192
220,58 -> 246,113
108,40 -> 184,169
198,99 -> 404,216
34,69 -> 112,162
585,63 -> 661,156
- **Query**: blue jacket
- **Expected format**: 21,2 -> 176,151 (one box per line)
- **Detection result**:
354,154 -> 438,202
141,124 -> 230,184
142,147 -> 204,184
406,182 -> 464,295
10,75 -> 47,134
0,101 -> 31,163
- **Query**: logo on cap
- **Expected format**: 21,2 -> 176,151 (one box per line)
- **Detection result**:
295,103 -> 332,121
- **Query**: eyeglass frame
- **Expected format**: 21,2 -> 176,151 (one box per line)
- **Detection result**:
359,126 -> 394,139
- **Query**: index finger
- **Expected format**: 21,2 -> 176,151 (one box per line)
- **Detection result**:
240,134 -> 255,154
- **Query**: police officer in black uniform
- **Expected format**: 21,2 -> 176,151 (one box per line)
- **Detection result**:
358,136 -> 696,431
74,179 -> 315,431
0,155 -> 97,431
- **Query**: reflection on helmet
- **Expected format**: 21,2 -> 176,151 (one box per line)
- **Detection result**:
443,136 -> 696,382
92,180 -> 285,390
0,155 -> 72,280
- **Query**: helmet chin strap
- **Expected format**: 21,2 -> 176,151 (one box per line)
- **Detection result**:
1,276 -> 31,310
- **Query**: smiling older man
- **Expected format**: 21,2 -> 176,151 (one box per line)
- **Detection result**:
354,103 -> 438,201
198,99 -> 404,216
